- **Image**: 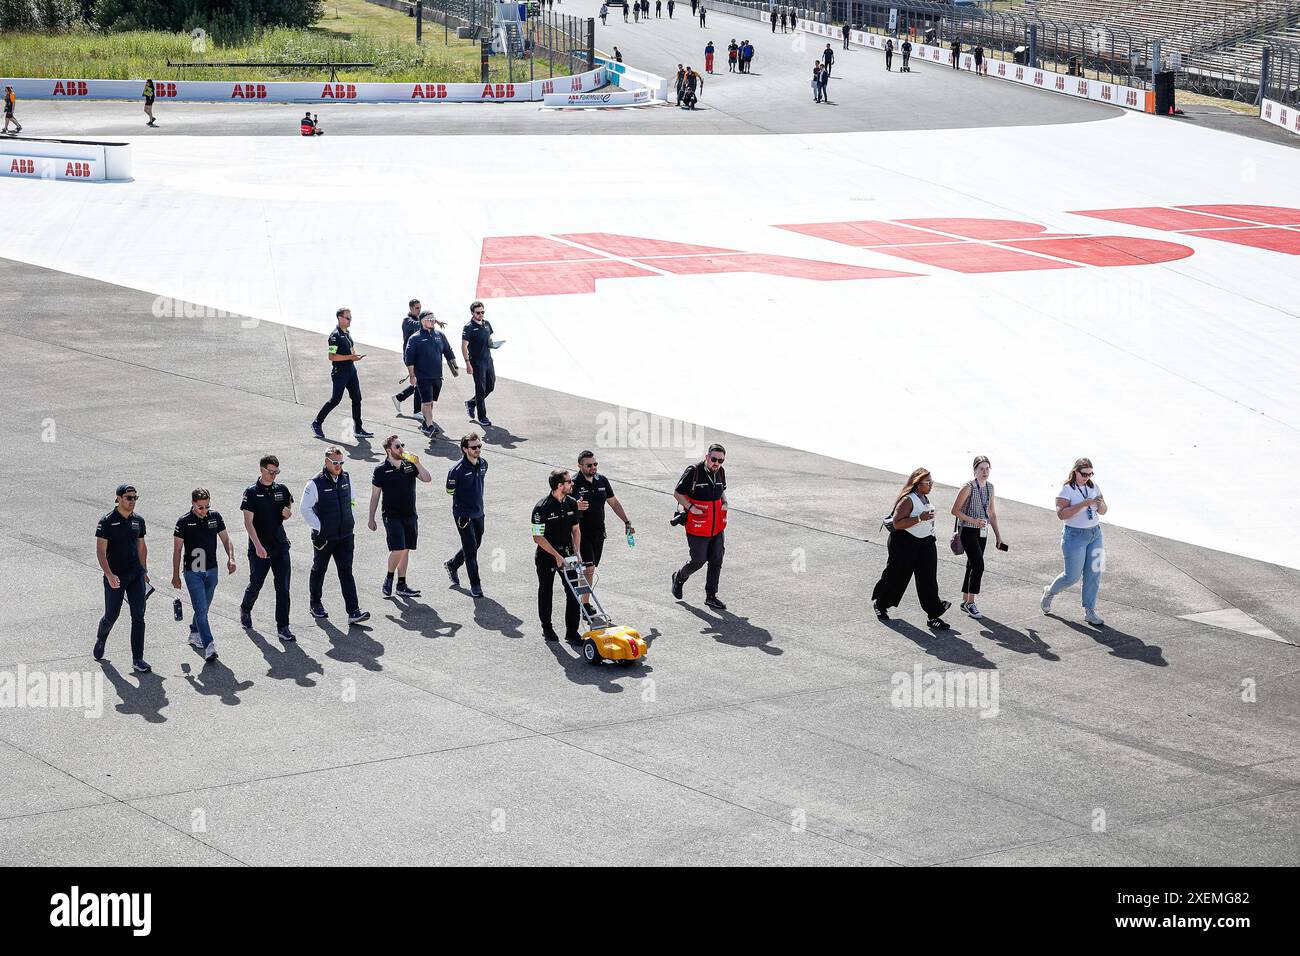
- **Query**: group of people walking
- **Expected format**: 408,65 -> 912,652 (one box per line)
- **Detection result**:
91,297 -> 742,673
728,40 -> 756,73
769,7 -> 797,32
871,457 -> 1108,630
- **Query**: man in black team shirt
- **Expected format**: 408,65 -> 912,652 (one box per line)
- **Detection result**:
94,483 -> 151,672
530,469 -> 582,643
368,434 -> 432,599
393,300 -> 445,416
312,307 -> 375,441
172,488 -> 236,661
573,450 -> 635,590
239,454 -> 296,642
461,300 -> 499,427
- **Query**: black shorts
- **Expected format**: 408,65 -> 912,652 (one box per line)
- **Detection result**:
579,529 -> 605,567
415,379 -> 442,404
383,514 -> 418,551
144,97 -> 154,107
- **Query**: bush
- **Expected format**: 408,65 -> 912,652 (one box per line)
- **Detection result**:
92,1 -> 325,41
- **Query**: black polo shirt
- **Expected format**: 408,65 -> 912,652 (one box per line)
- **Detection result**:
372,458 -> 419,517
173,509 -> 226,572
240,480 -> 294,554
95,509 -> 146,577
676,462 -> 726,502
531,493 -> 579,555
328,325 -> 356,373
462,319 -> 495,366
446,455 -> 488,519
573,471 -> 614,534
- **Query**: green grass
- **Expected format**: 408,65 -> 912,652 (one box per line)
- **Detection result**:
0,0 -> 572,83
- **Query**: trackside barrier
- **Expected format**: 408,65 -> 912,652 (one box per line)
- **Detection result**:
0,69 -> 607,104
791,19 -> 1152,114
543,89 -> 653,107
0,137 -> 132,182
595,59 -> 670,102
1260,98 -> 1300,137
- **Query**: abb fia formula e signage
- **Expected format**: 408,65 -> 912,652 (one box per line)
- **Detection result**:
0,137 -> 131,182
0,68 -> 607,104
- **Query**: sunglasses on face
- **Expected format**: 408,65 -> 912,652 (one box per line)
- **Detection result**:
467,445 -> 482,451
262,468 -> 280,476
472,310 -> 485,315
123,495 -> 139,501
709,457 -> 725,464
327,459 -> 345,467
195,503 -> 210,509
390,443 -> 404,450
1080,471 -> 1094,478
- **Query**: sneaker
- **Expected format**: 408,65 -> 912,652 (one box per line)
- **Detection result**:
392,394 -> 403,415
465,399 -> 476,419
478,417 -> 492,428
936,600 -> 952,618
310,421 -> 325,440
1084,608 -> 1105,627
927,618 -> 951,630
204,641 -> 218,661
543,627 -> 560,642
565,632 -> 583,645
354,427 -> 375,439
310,603 -> 329,619
872,600 -> 889,621
962,602 -> 983,619
382,578 -> 393,598
470,585 -> 484,599
1040,587 -> 1054,613
93,637 -> 106,661
670,573 -> 684,600
132,659 -> 152,673
278,627 -> 296,643
444,560 -> 460,587
240,608 -> 253,628
395,582 -> 421,598
704,594 -> 727,610
347,609 -> 370,624
188,632 -> 205,651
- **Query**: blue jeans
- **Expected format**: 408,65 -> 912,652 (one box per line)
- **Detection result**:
184,568 -> 219,647
1048,525 -> 1103,609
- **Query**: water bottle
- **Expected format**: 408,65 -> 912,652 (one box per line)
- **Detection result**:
172,598 -> 183,621
626,527 -> 635,548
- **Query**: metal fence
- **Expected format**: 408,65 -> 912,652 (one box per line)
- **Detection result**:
718,0 -> 1152,86
1263,41 -> 1300,103
366,0 -> 593,80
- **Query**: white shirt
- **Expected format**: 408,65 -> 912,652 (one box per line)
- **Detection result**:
1058,482 -> 1102,529
904,492 -> 934,539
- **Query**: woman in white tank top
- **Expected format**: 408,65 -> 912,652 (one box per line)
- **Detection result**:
871,467 -> 951,629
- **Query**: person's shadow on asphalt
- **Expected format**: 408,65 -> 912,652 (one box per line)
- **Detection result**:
480,422 -> 527,451
101,662 -> 169,723
974,616 -> 1061,662
384,597 -> 462,641
882,618 -> 996,669
317,617 -> 385,671
472,595 -> 526,640
1051,615 -> 1168,666
679,604 -> 782,655
247,627 -> 325,687
181,660 -> 254,705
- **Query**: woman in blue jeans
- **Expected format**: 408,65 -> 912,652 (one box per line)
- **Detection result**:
172,489 -> 238,661
1041,457 -> 1107,626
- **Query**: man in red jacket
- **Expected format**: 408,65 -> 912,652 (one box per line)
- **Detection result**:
670,443 -> 728,609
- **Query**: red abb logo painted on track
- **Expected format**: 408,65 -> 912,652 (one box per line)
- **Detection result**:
475,206 -> 1300,299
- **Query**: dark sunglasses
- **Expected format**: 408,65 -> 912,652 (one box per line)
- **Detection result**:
467,444 -> 482,450
709,456 -> 725,464
122,495 -> 139,501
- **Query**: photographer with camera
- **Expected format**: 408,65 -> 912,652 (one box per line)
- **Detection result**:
669,443 -> 728,610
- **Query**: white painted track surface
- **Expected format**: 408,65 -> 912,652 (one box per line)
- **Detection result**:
2,108 -> 1299,567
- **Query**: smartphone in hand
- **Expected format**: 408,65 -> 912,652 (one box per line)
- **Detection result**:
996,542 -> 1009,552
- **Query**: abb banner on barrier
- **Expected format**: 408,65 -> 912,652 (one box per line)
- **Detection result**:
1261,98 -> 1300,137
543,89 -> 652,108
0,137 -> 132,182
793,19 -> 1151,113
0,68 -> 607,104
